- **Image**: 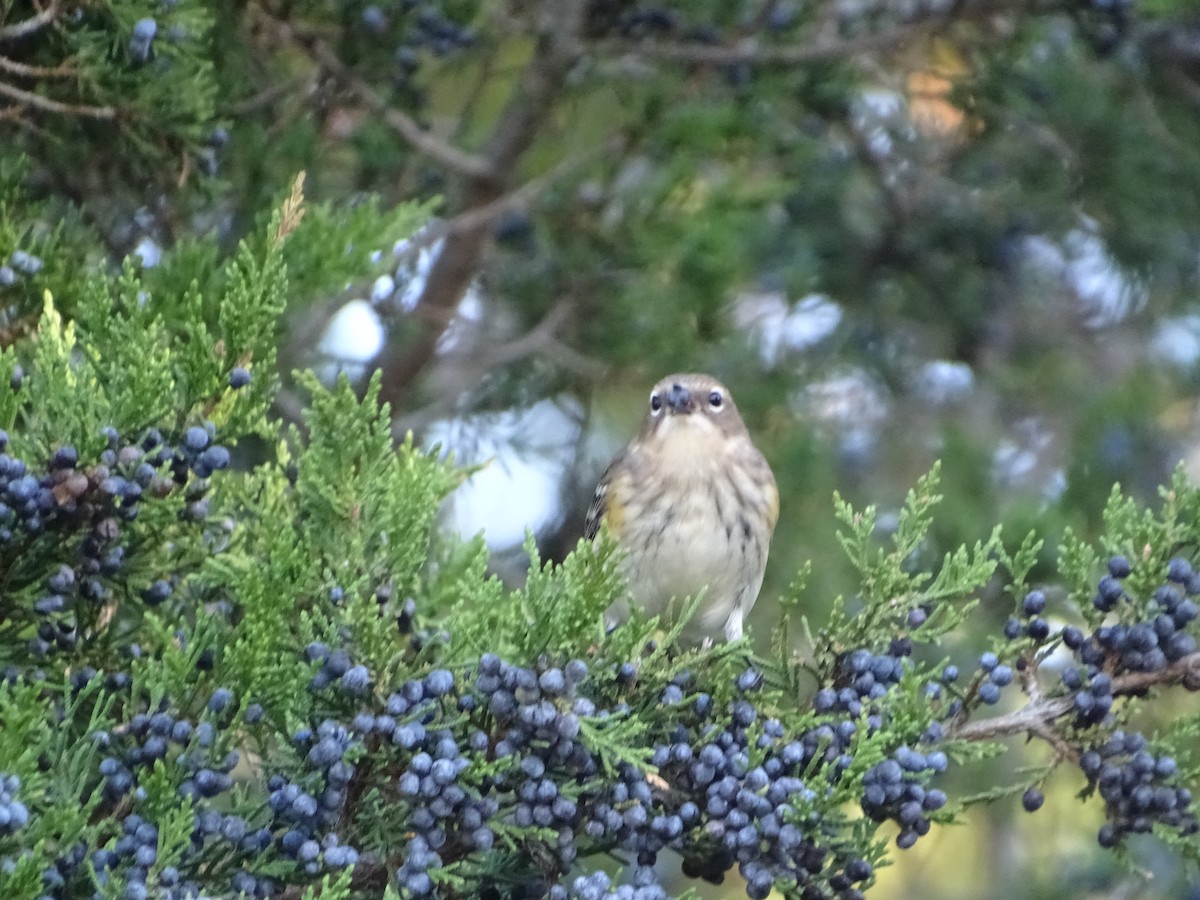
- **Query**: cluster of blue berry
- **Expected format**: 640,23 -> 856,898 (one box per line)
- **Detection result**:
10,547 -> 1195,898
0,418 -> 240,663
1029,557 -> 1200,846
859,747 -> 948,850
79,696 -> 280,898
0,775 -> 29,839
634,667 -> 880,899
0,249 -> 43,287
1081,730 -> 1195,846
297,639 -> 883,898
1054,557 -> 1198,730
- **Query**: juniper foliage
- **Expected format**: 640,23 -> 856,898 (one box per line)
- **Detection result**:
0,178 -> 1198,898
3,0 -> 1200,896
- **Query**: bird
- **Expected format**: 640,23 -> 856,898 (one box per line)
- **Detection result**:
585,373 -> 778,645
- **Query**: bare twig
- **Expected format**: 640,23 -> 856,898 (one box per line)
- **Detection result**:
591,27 -> 936,67
1029,721 -> 1075,761
388,299 -> 602,439
376,0 -> 590,403
540,336 -> 607,380
951,651 -> 1200,744
0,54 -> 75,78
274,130 -> 609,424
0,1 -> 59,42
591,0 -> 1072,68
224,74 -> 315,116
310,44 -> 493,179
392,137 -> 619,264
0,80 -> 115,119
468,300 -> 598,374
257,8 -> 492,179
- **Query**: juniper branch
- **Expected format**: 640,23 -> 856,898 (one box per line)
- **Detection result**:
952,652 -> 1200,745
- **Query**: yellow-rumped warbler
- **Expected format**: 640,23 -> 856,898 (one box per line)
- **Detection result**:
585,373 -> 778,645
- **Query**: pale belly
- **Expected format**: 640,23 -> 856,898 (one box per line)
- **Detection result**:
616,477 -> 768,642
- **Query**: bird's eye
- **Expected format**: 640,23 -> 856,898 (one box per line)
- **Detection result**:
708,390 -> 724,410
649,392 -> 663,414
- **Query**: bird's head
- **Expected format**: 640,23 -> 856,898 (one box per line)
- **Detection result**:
634,373 -> 750,457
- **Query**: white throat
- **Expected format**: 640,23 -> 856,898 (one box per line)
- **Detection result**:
652,414 -> 724,470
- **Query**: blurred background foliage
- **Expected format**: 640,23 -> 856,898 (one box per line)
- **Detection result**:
3,0 -> 1200,895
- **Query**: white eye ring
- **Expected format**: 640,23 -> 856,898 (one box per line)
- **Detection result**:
708,390 -> 724,411
649,392 -> 663,415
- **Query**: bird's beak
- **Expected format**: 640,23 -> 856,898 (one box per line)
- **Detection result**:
665,383 -> 691,413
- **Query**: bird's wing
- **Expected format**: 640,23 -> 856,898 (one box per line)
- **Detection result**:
584,451 -> 629,542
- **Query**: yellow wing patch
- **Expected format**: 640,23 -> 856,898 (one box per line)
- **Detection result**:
764,477 -> 780,530
585,460 -> 630,542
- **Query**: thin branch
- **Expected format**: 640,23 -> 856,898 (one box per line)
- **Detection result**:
952,651 -> 1200,744
389,299 -> 602,439
0,1 -> 59,42
276,136 -> 606,418
1029,720 -> 1076,761
311,45 -> 493,180
591,25 -> 941,67
0,54 -> 76,78
470,300 -> 586,371
223,74 -> 315,116
591,0 -> 1072,68
392,137 -> 619,264
1021,650 -> 1043,705
0,80 -> 115,119
256,7 -> 492,179
376,0 -> 590,403
540,336 -> 607,380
